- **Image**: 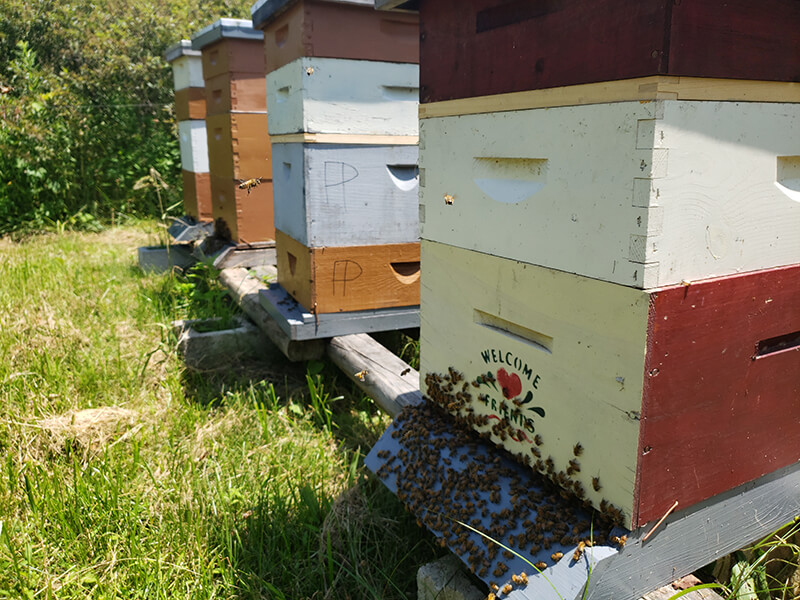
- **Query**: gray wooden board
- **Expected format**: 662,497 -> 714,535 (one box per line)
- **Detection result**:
259,282 -> 420,340
219,267 -> 325,361
365,402 -> 628,600
327,333 -> 422,417
213,244 -> 277,269
272,142 -> 419,247
168,216 -> 214,243
582,461 -> 800,600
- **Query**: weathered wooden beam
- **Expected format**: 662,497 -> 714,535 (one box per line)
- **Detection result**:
642,585 -> 723,600
327,333 -> 422,417
219,266 -> 325,361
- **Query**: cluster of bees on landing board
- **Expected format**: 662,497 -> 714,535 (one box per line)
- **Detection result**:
372,368 -> 627,596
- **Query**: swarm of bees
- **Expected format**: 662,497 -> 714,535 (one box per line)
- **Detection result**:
236,177 -> 265,195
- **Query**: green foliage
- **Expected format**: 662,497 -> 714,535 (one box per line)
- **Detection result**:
0,0 -> 251,234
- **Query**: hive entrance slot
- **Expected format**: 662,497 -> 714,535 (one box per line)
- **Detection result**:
287,252 -> 297,276
390,261 -> 420,284
755,330 -> 800,359
474,309 -> 553,353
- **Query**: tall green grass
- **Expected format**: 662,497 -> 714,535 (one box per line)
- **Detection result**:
0,224 -> 441,599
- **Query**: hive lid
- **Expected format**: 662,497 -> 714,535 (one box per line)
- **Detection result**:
251,0 -> 375,29
164,39 -> 201,63
190,18 -> 264,51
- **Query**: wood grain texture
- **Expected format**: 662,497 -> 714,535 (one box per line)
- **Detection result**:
420,240 -> 649,528
326,333 -> 422,416
203,73 -> 267,116
205,112 -> 272,180
181,170 -> 213,221
276,229 -> 420,313
210,175 -> 275,244
271,142 -> 419,246
635,262 -> 800,526
420,100 -> 800,290
418,0 -> 800,103
418,76 -> 800,119
201,38 -> 266,81
170,53 -> 205,91
265,57 -> 419,136
174,87 -> 206,121
178,120 -> 209,173
255,0 -> 419,74
219,266 -> 325,361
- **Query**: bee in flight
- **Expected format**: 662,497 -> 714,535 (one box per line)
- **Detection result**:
237,177 -> 265,195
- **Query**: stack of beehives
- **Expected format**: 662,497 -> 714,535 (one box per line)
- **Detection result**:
164,40 -> 212,223
250,0 -> 422,316
411,0 -> 800,533
191,19 -> 275,244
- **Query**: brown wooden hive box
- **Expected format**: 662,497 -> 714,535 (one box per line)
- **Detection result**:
251,0 -> 419,74
205,112 -> 272,181
418,0 -> 800,103
276,229 -> 420,313
204,72 -> 267,116
181,170 -> 213,221
174,87 -> 206,121
210,174 -> 275,243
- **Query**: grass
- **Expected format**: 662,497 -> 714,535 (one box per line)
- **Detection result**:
0,223 -> 442,600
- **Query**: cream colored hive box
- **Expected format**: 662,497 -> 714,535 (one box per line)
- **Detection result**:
178,120 -> 210,174
419,98 -> 800,289
265,57 -> 419,136
420,240 -> 800,530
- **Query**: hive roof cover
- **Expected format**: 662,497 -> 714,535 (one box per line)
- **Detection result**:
251,0 -> 375,29
164,39 -> 201,62
191,18 -> 263,51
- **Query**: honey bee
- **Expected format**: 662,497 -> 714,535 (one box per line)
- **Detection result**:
487,594 -> 496,600
519,572 -> 528,585
534,434 -> 543,446
502,584 -> 512,594
400,367 -> 411,376
551,552 -> 563,562
511,573 -> 524,585
354,369 -> 367,381
572,541 -> 586,562
592,476 -> 602,492
535,561 -> 547,570
444,193 -> 455,205
490,583 -> 499,592
236,177 -> 265,194
306,66 -> 315,75
573,443 -> 583,456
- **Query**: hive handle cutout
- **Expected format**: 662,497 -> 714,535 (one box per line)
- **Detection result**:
274,24 -> 289,48
776,156 -> 800,203
277,86 -> 291,102
474,309 -> 553,353
472,157 -> 548,204
287,252 -> 297,276
755,330 -> 800,359
390,261 -> 421,284
386,164 -> 419,192
381,85 -> 419,101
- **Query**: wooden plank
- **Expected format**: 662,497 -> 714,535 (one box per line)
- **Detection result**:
204,73 -> 267,116
219,266 -> 325,361
641,586 -> 723,600
420,100 -> 800,290
174,87 -> 206,121
418,76 -> 800,119
205,112 -> 272,180
178,120 -> 209,173
180,170 -> 213,221
327,333 -> 422,417
258,283 -> 420,339
636,263 -> 800,526
265,57 -> 419,136
212,244 -> 276,269
269,133 -> 419,145
253,0 -> 419,74
210,175 -> 275,244
272,142 -> 419,247
276,229 -> 421,313
417,0 -> 800,103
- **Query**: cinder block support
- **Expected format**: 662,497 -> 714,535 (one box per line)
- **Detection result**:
417,555 -> 484,600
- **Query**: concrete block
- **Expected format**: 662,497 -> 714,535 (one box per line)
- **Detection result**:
137,245 -> 197,272
417,554 -> 484,600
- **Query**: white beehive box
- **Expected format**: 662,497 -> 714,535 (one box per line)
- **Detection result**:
419,99 -> 800,289
178,120 -> 210,173
271,142 -> 419,246
265,57 -> 419,136
165,40 -> 204,91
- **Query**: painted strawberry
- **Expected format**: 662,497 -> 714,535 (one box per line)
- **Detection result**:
496,368 -> 522,400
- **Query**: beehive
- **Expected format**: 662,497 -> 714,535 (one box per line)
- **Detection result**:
420,240 -> 800,529
192,19 -> 275,243
417,0 -> 800,103
165,40 -> 212,220
250,0 -> 418,73
265,57 -> 419,136
271,142 -> 419,247
419,90 -> 800,289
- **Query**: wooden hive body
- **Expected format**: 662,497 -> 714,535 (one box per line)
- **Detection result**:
271,142 -> 419,247
276,230 -> 420,313
210,176 -> 275,243
265,57 -> 419,136
419,94 -> 800,289
204,72 -> 267,116
417,0 -> 800,103
181,171 -> 212,221
420,240 -> 800,529
178,120 -> 210,174
251,0 -> 418,74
